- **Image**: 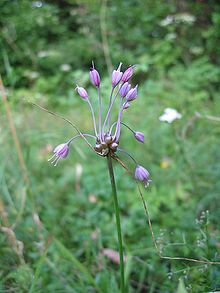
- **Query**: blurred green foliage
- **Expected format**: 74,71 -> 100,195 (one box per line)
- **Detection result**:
1,0 -> 220,292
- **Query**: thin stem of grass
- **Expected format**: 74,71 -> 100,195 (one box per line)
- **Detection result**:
100,0 -> 113,75
0,76 -> 29,184
107,154 -> 125,293
55,239 -> 100,291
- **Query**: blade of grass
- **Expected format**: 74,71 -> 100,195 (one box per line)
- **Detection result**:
54,238 -> 100,292
124,254 -> 132,288
29,245 -> 50,293
0,76 -> 29,185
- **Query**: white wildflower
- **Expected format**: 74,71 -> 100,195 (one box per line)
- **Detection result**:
159,108 -> 182,124
60,64 -> 71,72
160,15 -> 174,26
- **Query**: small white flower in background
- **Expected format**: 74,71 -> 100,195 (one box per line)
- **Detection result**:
60,64 -> 71,72
175,13 -> 196,24
32,1 -> 43,8
76,163 -> 83,178
24,71 -> 39,79
38,51 -> 50,58
89,194 -> 97,203
165,33 -> 177,40
160,13 -> 196,27
160,15 -> 174,26
159,108 -> 182,124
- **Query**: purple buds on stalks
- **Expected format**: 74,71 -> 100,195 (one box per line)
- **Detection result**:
126,85 -> 138,101
49,61 -> 151,186
135,165 -> 150,187
112,63 -> 123,87
121,65 -> 134,82
76,86 -> 88,100
134,132 -> 144,143
90,62 -> 101,87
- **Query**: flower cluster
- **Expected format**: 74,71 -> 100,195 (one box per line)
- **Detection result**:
48,62 -> 150,187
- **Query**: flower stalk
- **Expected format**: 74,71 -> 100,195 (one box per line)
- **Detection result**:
107,154 -> 125,293
47,62 -> 151,288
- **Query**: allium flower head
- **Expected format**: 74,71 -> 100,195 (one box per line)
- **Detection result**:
48,62 -> 150,187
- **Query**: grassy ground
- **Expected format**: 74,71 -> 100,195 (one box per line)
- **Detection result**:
1,66 -> 220,292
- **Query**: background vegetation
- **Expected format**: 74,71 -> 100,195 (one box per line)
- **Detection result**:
1,0 -> 220,292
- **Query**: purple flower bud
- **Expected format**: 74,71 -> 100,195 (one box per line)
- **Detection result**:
121,65 -> 133,82
48,143 -> 69,166
126,85 -> 138,101
119,82 -> 131,98
135,165 -> 150,187
90,62 -> 100,87
112,63 -> 123,87
123,101 -> 130,110
54,143 -> 69,158
134,132 -> 144,143
76,86 -> 88,100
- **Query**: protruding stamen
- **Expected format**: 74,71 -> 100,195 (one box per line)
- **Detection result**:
51,156 -> 59,165
54,157 -> 61,167
48,154 -> 56,162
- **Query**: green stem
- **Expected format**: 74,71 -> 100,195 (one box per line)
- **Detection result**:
107,154 -> 125,293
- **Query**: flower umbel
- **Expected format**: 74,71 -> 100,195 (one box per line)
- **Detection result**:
48,62 -> 150,187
